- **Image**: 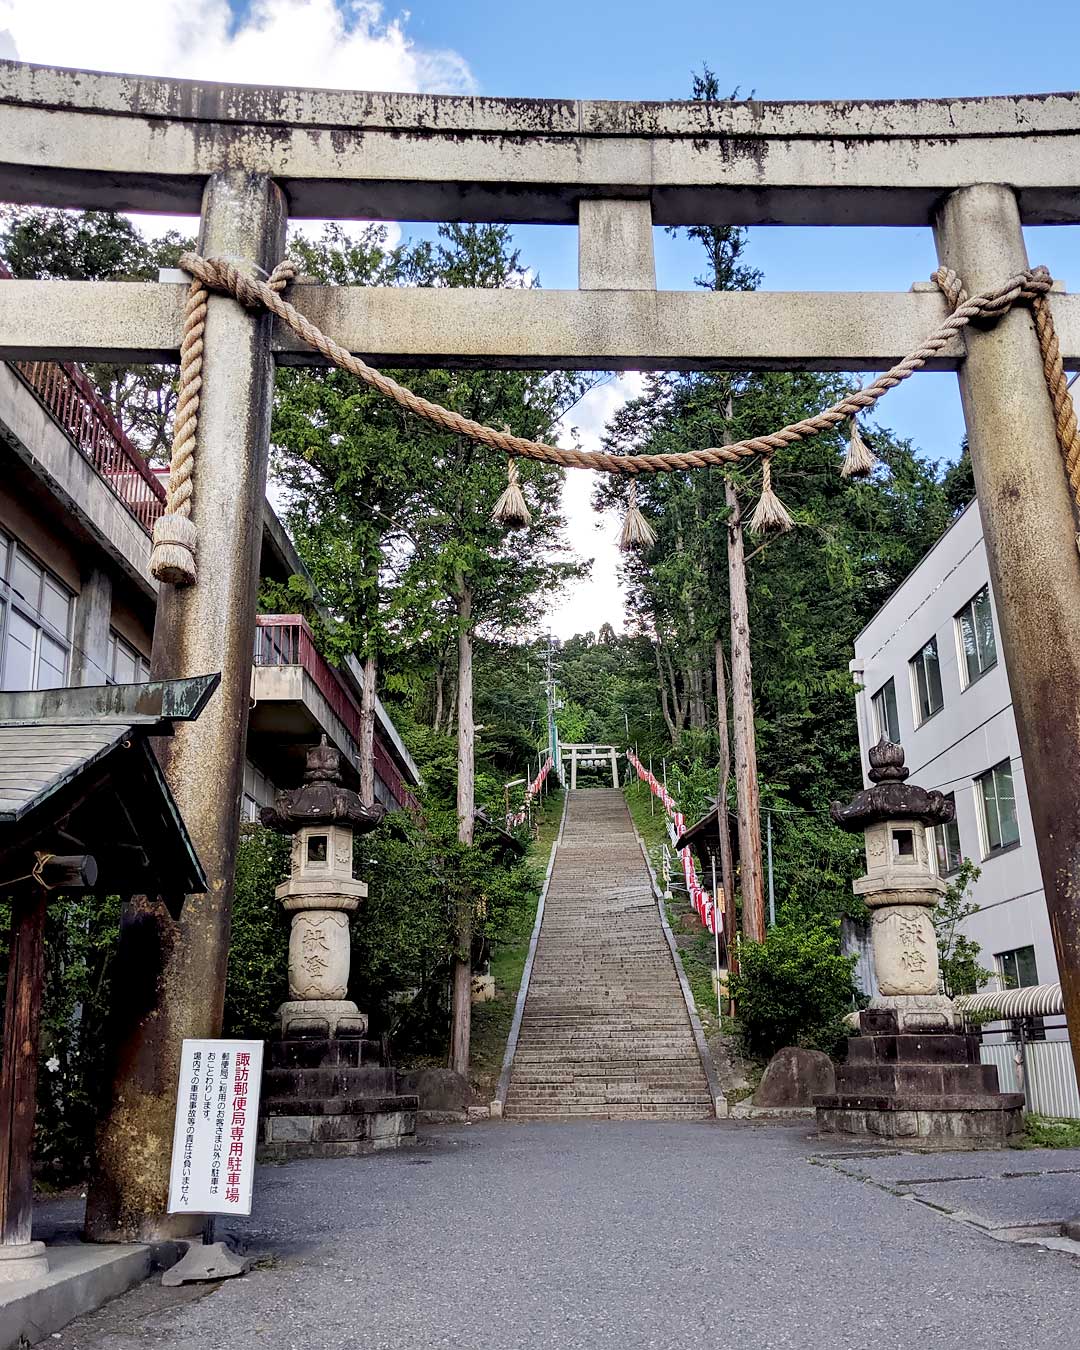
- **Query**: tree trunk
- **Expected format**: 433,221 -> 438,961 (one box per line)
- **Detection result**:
664,651 -> 689,737
358,651 -> 377,808
652,642 -> 677,740
449,583 -> 475,1077
432,659 -> 445,733
726,479 -> 765,943
714,637 -> 738,970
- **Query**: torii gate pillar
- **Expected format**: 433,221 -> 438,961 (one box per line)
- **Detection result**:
85,172 -> 287,1242
935,184 -> 1080,1090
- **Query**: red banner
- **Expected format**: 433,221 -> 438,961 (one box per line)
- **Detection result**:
506,754 -> 554,828
626,750 -> 722,937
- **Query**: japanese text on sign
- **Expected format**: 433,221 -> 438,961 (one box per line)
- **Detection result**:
167,1039 -> 263,1217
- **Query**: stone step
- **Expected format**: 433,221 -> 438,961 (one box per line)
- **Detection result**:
506,788 -> 711,1119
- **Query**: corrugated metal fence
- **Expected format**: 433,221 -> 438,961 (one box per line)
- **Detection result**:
980,1024 -> 1080,1119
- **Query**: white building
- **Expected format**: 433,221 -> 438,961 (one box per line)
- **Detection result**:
851,498 -> 1054,995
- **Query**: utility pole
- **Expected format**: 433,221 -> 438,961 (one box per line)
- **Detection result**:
766,809 -> 776,928
713,637 -> 738,957
726,477 -> 766,943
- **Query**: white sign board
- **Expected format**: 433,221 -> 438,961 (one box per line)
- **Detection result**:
167,1039 -> 263,1217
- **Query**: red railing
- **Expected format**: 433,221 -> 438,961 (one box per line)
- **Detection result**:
254,614 -> 420,812
1,261 -> 166,536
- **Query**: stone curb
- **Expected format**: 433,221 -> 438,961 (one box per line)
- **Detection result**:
0,1240 -> 182,1350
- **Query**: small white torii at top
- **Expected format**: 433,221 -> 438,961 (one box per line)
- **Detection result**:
561,744 -> 620,790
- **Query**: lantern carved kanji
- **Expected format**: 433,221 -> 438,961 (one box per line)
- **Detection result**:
260,738 -> 383,1038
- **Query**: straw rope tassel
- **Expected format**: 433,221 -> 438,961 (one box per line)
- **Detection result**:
749,457 -> 794,534
619,478 -> 657,550
149,276 -> 206,584
841,418 -> 878,478
491,457 -> 533,527
149,259 -> 296,586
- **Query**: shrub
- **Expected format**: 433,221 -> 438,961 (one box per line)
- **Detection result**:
728,921 -> 858,1061
222,824 -> 291,1038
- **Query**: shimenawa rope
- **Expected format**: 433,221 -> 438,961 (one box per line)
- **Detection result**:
152,254 -> 1076,581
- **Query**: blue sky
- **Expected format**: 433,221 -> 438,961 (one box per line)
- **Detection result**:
383,0 -> 1080,465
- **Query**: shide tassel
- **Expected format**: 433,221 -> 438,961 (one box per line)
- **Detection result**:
150,511 -> 198,585
619,478 -> 657,551
841,418 -> 878,479
748,457 -> 794,535
491,458 -> 532,528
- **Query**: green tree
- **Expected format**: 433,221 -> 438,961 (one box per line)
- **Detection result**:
728,922 -> 859,1060
933,860 -> 991,997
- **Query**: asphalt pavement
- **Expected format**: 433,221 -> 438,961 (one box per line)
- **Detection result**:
43,1120 -> 1080,1350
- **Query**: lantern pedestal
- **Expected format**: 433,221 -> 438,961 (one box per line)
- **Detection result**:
258,740 -> 417,1159
816,739 -> 1023,1148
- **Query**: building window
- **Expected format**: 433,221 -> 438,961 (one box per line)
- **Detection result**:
241,760 -> 275,822
930,793 -> 962,876
956,585 -> 997,687
996,945 -> 1038,991
0,529 -> 73,692
871,677 -> 900,743
910,635 -> 943,725
976,759 -> 1020,855
107,631 -> 150,684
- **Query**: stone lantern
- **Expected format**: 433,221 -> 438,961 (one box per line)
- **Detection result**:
831,737 -> 957,1031
260,737 -> 383,1039
815,737 -> 1023,1146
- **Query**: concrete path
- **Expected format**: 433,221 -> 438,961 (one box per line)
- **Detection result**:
43,1122 -> 1080,1350
505,788 -> 712,1119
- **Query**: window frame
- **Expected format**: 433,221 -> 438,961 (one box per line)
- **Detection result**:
929,792 -> 962,876
107,629 -> 150,685
955,585 -> 998,690
996,944 -> 1038,991
909,634 -> 944,726
0,529 -> 74,692
871,677 -> 901,744
975,758 -> 1021,858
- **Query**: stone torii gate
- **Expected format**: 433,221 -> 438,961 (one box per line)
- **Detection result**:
3,64 -> 1080,1236
562,745 -> 621,790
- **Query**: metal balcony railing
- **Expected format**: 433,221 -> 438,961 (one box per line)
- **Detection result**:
254,614 -> 420,812
1,261 -> 167,536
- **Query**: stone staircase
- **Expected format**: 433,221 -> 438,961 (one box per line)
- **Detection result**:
504,788 -> 714,1120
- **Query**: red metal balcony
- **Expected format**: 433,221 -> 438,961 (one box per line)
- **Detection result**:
254,615 -> 419,812
1,261 -> 166,536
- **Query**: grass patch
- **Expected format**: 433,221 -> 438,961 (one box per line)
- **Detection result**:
1014,1113 -> 1080,1149
468,787 -> 565,1097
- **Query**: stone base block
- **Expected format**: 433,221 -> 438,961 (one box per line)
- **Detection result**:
862,997 -> 962,1035
0,1242 -> 48,1284
278,999 -> 368,1039
257,1096 -> 418,1161
815,1096 -> 1024,1149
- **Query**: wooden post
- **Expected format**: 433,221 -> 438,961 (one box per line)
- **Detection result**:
0,885 -> 48,1273
449,582 -> 474,1077
714,638 -> 738,969
726,479 -> 765,943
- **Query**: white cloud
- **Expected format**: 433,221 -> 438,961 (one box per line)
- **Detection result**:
2,3 -> 468,242
0,0 -> 475,94
547,373 -> 645,640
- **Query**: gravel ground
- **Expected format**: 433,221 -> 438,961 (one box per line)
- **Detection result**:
41,1121 -> 1080,1350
